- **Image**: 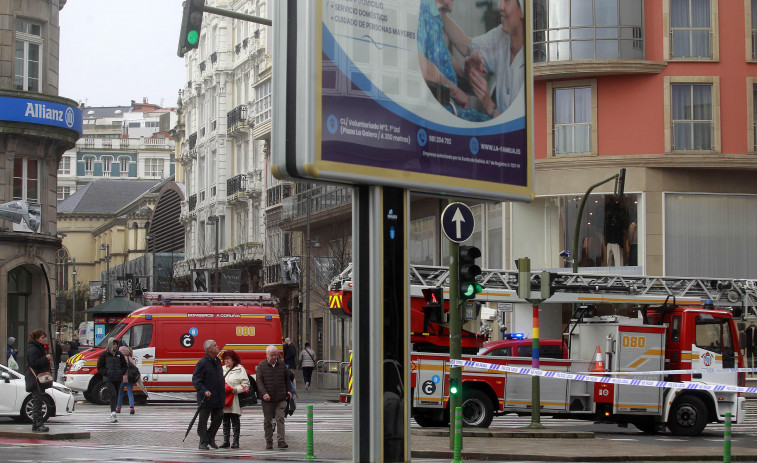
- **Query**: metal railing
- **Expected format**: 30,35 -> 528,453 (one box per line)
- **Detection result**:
227,174 -> 247,196
554,123 -> 592,155
227,105 -> 248,135
188,194 -> 197,212
315,360 -> 351,391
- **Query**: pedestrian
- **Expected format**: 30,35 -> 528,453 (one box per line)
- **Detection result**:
299,342 -> 316,390
7,336 -> 18,361
116,344 -> 136,415
24,329 -> 53,432
220,349 -> 250,449
256,344 -> 293,450
96,337 -> 127,423
192,339 -> 224,450
68,336 -> 79,355
283,337 -> 297,370
53,339 -> 63,381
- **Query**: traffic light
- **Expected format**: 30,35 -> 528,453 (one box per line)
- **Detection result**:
178,0 -> 206,57
458,245 -> 482,300
449,377 -> 459,396
422,287 -> 444,330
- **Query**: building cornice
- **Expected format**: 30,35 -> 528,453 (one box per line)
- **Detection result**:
534,60 -> 667,81
536,154 -> 757,170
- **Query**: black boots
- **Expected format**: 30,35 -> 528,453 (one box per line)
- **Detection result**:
220,418 -> 231,448
231,422 -> 240,449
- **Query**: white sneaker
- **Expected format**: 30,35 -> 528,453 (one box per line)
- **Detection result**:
305,382 -> 310,390
110,412 -> 118,423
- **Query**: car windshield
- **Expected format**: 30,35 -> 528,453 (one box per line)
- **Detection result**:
95,322 -> 129,348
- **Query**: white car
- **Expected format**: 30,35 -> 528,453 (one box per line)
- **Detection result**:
0,364 -> 75,422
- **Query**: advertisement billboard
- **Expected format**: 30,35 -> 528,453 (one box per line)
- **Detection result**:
273,0 -> 533,202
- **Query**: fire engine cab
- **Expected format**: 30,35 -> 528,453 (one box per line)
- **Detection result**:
64,292 -> 282,404
329,264 -> 757,435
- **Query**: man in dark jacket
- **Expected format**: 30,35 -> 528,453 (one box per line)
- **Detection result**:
192,339 -> 224,450
97,337 -> 127,423
283,337 -> 297,369
25,329 -> 52,432
256,344 -> 293,449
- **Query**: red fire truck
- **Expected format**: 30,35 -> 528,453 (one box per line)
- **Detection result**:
329,265 -> 757,435
64,292 -> 282,404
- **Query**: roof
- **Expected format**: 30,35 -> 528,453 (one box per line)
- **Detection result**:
57,179 -> 160,214
83,294 -> 143,315
81,106 -> 131,120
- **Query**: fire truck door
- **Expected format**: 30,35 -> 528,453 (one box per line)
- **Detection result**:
413,358 -> 445,409
614,328 -> 664,414
691,317 -> 737,386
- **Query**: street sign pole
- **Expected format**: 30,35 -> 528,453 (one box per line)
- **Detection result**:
448,238 -> 461,449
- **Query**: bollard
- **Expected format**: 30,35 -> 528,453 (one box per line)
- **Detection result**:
306,404 -> 316,460
451,406 -> 462,463
723,412 -> 731,463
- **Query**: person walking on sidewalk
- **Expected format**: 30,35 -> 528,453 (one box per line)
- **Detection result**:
256,345 -> 293,450
283,337 -> 297,370
116,344 -> 136,415
192,339 -> 224,450
220,349 -> 249,449
96,338 -> 127,423
299,342 -> 316,390
24,329 -> 52,432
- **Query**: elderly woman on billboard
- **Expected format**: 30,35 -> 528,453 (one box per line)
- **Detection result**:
442,0 -> 525,119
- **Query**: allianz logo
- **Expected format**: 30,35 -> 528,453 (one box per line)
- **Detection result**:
25,102 -> 76,128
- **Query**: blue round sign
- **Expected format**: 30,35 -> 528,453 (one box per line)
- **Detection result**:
441,202 -> 475,243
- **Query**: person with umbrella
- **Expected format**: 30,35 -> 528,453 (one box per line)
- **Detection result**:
191,339 -> 224,450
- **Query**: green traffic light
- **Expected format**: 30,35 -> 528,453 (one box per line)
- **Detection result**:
187,30 -> 199,45
475,283 -> 483,294
462,283 -> 475,298
450,383 -> 458,394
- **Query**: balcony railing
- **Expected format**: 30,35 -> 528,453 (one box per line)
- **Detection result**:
227,105 -> 248,136
264,263 -> 282,286
188,132 -> 198,150
266,184 -> 291,208
74,137 -> 173,150
210,52 -> 217,64
199,61 -> 206,73
554,123 -> 592,155
671,121 -> 714,152
188,194 -> 197,212
283,185 -> 353,221
227,174 -> 247,196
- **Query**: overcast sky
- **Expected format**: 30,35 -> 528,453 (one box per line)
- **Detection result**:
59,0 -> 187,108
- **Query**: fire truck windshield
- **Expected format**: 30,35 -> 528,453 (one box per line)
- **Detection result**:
95,322 -> 129,348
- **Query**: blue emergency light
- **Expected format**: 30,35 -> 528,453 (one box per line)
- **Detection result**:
506,333 -> 525,340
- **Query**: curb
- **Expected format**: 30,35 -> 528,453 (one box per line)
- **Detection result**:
410,450 -> 745,462
0,428 -> 90,440
411,428 -> 595,439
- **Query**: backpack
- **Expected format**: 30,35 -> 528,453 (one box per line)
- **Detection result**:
127,362 -> 140,383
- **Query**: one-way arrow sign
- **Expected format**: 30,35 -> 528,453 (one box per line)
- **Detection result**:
441,202 -> 474,243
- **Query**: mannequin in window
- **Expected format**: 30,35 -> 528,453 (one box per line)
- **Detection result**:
604,197 -> 628,267
580,224 -> 605,268
626,220 -> 638,266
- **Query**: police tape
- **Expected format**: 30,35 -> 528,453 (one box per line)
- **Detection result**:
449,359 -> 757,394
580,367 -> 757,376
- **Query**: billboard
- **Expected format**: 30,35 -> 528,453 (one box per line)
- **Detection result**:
273,0 -> 533,202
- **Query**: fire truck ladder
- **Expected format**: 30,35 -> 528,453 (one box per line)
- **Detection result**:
330,264 -> 757,315
143,292 -> 278,306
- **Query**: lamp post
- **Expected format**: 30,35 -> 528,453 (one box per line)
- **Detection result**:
100,243 -> 110,301
208,215 -> 220,292
571,168 -> 626,273
68,258 -> 77,332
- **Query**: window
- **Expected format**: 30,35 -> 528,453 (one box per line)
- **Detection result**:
102,157 -> 112,177
57,186 -> 71,201
533,0 -> 643,63
665,77 -> 720,153
671,84 -> 712,151
410,217 -> 435,265
119,157 -> 130,177
548,80 -> 597,156
84,156 -> 94,175
121,324 -> 153,350
751,0 -> 757,60
749,79 -> 757,153
13,157 -> 38,203
58,156 -> 71,175
14,19 -> 42,91
695,317 -> 734,367
665,0 -> 718,60
128,122 -> 140,128
254,80 -> 272,125
145,158 -> 164,177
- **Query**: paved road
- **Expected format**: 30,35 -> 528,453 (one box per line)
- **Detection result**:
2,396 -> 757,462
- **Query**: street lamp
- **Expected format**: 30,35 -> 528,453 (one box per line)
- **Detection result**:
68,257 -> 77,333
571,168 -> 626,273
100,243 -> 110,301
207,215 -> 219,292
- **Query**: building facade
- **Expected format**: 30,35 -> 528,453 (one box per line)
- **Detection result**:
0,0 -> 81,369
57,101 -> 177,202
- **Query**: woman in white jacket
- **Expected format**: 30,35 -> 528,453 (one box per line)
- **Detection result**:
220,350 -> 250,448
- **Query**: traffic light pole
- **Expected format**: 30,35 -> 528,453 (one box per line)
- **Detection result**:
448,239 -> 461,449
202,5 -> 272,25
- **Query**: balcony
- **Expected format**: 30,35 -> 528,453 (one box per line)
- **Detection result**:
199,61 -> 206,73
264,263 -> 282,286
282,185 -> 353,229
188,194 -> 197,212
227,174 -> 247,204
266,183 -> 291,209
188,132 -> 198,150
74,137 -> 174,151
210,52 -> 217,64
227,105 -> 249,137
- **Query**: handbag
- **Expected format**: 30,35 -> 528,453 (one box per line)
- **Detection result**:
30,367 -> 53,386
127,363 -> 140,383
285,395 -> 296,416
237,375 -> 257,407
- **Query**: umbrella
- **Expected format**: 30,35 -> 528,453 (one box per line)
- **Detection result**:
183,397 -> 206,442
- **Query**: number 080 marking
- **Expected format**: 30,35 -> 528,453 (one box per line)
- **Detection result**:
236,326 -> 256,336
622,335 -> 646,348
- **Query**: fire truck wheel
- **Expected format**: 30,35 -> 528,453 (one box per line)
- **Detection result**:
461,389 -> 494,428
90,380 -> 111,406
668,395 -> 707,436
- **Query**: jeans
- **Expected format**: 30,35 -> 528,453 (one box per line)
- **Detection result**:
106,381 -> 120,413
117,382 -> 134,409
302,367 -> 314,385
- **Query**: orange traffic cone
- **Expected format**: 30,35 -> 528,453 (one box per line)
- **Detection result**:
590,345 -> 605,373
